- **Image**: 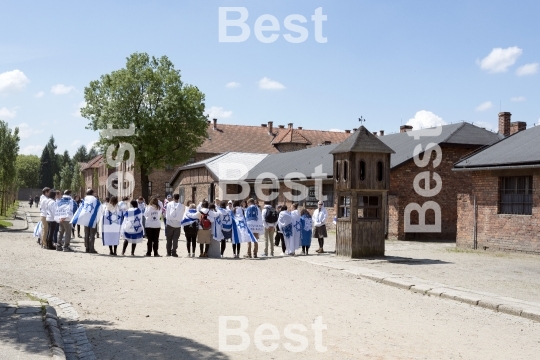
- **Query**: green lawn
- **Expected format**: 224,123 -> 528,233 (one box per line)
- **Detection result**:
0,201 -> 19,228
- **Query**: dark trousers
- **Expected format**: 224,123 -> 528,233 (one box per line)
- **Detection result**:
46,221 -> 58,249
165,225 -> 180,255
186,235 -> 197,253
275,232 -> 286,252
146,227 -> 160,255
84,226 -> 97,251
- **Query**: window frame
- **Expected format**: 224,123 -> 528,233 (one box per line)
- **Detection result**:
357,194 -> 382,221
359,160 -> 366,181
498,176 -> 533,215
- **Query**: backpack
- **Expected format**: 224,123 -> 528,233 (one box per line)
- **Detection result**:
200,212 -> 212,230
264,207 -> 279,223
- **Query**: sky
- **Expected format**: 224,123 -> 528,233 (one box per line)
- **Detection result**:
1,0 -> 539,157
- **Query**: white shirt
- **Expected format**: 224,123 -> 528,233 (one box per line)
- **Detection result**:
45,199 -> 57,222
166,201 -> 185,228
39,194 -> 48,217
312,207 -> 328,227
144,205 -> 162,228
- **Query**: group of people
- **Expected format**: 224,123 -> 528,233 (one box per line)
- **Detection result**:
33,186 -> 329,259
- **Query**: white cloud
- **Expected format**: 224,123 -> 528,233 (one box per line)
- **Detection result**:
20,145 -> 43,155
0,69 -> 30,95
206,106 -> 232,119
35,91 -> 44,98
225,82 -> 241,89
406,110 -> 447,129
511,96 -> 526,102
475,101 -> 493,112
0,107 -> 17,119
51,84 -> 75,95
516,63 -> 539,76
14,122 -> 43,139
72,101 -> 86,117
258,77 -> 286,90
478,47 -> 522,73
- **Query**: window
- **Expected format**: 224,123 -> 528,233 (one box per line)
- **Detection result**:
357,195 -> 381,220
322,184 -> 334,208
335,161 -> 341,182
377,161 -> 383,182
343,160 -> 348,182
499,176 -> 533,215
179,188 -> 185,204
338,195 -> 351,218
148,181 -> 153,196
359,161 -> 366,181
165,182 -> 172,195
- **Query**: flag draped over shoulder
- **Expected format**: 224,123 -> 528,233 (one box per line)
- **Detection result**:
122,208 -> 144,243
219,207 -> 233,232
246,205 -> 264,234
33,221 -> 42,238
181,209 -> 199,227
211,210 -> 223,241
231,207 -> 256,244
278,211 -> 299,254
102,205 -> 124,246
71,196 -> 101,228
291,210 -> 302,251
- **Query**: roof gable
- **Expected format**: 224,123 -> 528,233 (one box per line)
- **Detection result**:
330,126 -> 395,154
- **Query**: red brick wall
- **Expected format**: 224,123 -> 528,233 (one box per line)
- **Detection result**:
457,169 -> 540,254
388,146 -> 478,241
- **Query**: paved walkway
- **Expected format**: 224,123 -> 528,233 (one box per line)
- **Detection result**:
0,300 -> 52,359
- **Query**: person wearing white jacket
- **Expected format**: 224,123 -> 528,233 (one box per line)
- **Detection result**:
39,187 -> 51,248
44,190 -> 58,250
165,194 -> 185,257
312,201 -> 328,253
144,197 -> 162,257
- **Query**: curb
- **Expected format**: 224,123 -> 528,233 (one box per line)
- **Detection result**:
43,305 -> 67,360
294,255 -> 540,323
0,210 -> 29,232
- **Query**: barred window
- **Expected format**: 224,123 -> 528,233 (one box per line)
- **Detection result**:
499,176 -> 533,215
357,195 -> 381,220
322,184 -> 334,208
338,195 -> 351,218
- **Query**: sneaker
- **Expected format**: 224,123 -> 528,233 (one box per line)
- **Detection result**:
154,253 -> 162,257
261,253 -> 268,257
281,252 -> 286,256
145,253 -> 152,257
63,247 -> 74,252
172,253 -> 178,258
243,254 -> 251,258
56,245 -> 63,251
220,255 -> 224,258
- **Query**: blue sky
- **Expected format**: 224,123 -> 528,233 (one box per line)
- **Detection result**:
1,0 -> 539,156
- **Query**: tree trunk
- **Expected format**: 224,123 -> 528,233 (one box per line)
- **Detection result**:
140,165 -> 150,202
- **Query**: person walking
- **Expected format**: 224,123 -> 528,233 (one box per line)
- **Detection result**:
312,201 -> 328,253
122,200 -> 144,256
244,199 -> 263,258
54,190 -> 77,252
165,193 -> 185,257
261,201 -> 278,257
39,187 -> 51,248
102,196 -> 123,256
300,209 -> 313,255
44,190 -> 57,250
163,195 -> 171,236
144,197 -> 162,257
73,195 -> 83,238
34,195 -> 40,208
71,189 -> 102,254
29,196 -> 33,208
182,204 -> 199,257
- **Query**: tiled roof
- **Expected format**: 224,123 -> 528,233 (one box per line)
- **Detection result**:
331,126 -> 395,154
454,125 -> 540,169
81,154 -> 103,170
198,122 -> 351,154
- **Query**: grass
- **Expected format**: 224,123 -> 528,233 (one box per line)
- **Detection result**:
445,247 -> 511,258
0,201 -> 19,228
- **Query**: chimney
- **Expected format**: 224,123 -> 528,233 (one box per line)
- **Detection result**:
379,130 -> 384,136
353,128 -> 358,132
345,130 -> 351,134
510,121 -> 526,135
212,118 -> 217,130
278,125 -> 285,129
267,121 -> 273,135
288,123 -> 293,129
261,124 -> 267,127
400,125 -> 413,133
498,112 -> 511,136
373,132 -> 378,136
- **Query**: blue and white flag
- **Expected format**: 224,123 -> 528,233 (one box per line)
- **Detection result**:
246,205 -> 264,235
291,210 -> 302,251
300,215 -> 313,247
102,205 -> 124,246
211,210 -> 223,241
181,209 -> 199,227
231,207 -> 257,244
219,207 -> 233,232
122,208 -> 144,243
278,211 -> 299,254
54,196 -> 77,222
71,195 -> 101,228
33,221 -> 42,238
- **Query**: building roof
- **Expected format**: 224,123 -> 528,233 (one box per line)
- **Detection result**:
454,125 -> 540,170
198,122 -> 351,154
170,152 -> 268,184
246,144 -> 338,181
80,154 -> 103,170
378,122 -> 501,168
330,126 -> 395,155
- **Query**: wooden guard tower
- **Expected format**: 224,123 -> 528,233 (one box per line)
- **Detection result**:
330,126 -> 394,257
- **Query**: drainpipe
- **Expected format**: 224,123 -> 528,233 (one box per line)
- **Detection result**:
473,195 -> 477,250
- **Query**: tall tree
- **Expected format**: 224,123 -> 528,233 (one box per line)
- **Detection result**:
62,150 -> 71,168
72,145 -> 88,164
53,174 -> 61,190
82,52 -> 208,200
39,146 -> 54,188
87,146 -> 98,160
59,164 -> 73,191
71,162 -> 82,197
16,154 -> 40,188
0,121 -> 20,215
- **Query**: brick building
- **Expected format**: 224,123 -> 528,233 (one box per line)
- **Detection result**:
454,122 -> 539,254
80,154 -> 115,199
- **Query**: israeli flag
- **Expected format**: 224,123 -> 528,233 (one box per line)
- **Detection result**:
219,208 -> 233,231
122,208 -> 144,243
231,208 -> 257,244
246,205 -> 264,234
181,209 -> 199,227
33,221 -> 42,238
71,195 -> 101,228
102,206 -> 124,246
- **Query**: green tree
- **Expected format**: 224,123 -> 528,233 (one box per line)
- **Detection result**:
87,146 -> 98,160
16,154 -> 40,188
53,174 -> 61,190
82,52 -> 208,200
92,168 -> 99,193
59,164 -> 73,191
0,121 -> 20,215
39,146 -> 53,188
71,163 -> 82,197
72,145 -> 88,164
61,150 -> 71,168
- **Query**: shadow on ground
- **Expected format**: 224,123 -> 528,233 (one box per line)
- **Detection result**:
81,320 -> 230,360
